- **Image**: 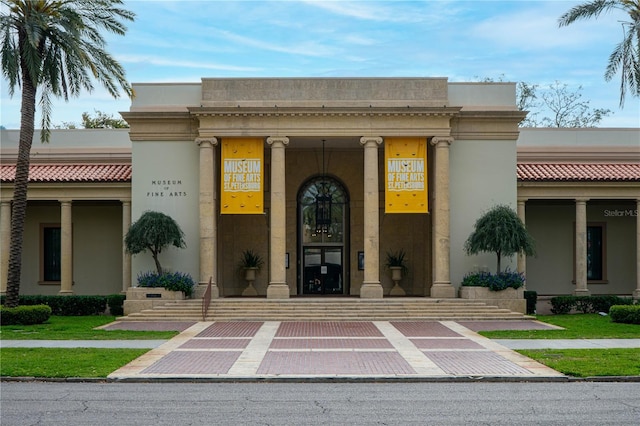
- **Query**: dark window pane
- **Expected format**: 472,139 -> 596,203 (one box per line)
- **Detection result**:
44,227 -> 61,281
587,226 -> 602,281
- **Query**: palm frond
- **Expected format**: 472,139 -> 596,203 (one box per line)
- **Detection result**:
558,0 -> 620,26
559,0 -> 640,106
0,0 -> 135,137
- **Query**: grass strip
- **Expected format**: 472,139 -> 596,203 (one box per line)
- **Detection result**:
0,348 -> 148,378
0,316 -> 178,340
480,314 -> 640,339
518,348 -> 640,378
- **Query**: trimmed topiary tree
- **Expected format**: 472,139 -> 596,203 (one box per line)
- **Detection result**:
464,204 -> 535,274
125,211 -> 186,274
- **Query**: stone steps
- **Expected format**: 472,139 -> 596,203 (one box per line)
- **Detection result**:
118,297 -> 531,322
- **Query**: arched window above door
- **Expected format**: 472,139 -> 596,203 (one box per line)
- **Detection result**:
298,176 -> 348,244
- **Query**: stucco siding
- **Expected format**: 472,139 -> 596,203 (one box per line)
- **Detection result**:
19,203 -> 122,295
131,140 -> 199,283
525,201 -> 636,295
450,139 -> 518,286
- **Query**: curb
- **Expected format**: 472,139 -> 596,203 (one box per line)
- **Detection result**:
3,375 -> 639,384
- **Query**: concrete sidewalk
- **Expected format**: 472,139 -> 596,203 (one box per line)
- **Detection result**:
4,320 -> 637,381
495,339 -> 640,349
104,321 -> 565,380
3,338 -> 640,350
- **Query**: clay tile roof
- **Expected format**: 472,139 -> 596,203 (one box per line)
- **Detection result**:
0,164 -> 131,183
517,163 -> 640,182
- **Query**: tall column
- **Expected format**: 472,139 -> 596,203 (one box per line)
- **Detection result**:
574,198 -> 590,296
360,136 -> 383,298
634,199 -> 640,300
429,137 -> 455,298
196,137 -> 219,298
59,200 -> 73,294
266,136 -> 290,299
0,201 -> 11,294
121,200 -> 132,293
517,199 -> 527,289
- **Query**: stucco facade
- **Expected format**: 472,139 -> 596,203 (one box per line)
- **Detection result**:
1,78 -> 638,306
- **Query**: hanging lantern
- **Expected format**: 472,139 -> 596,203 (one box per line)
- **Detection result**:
315,188 -> 332,233
314,139 -> 332,233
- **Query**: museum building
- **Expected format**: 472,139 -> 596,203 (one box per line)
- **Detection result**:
1,78 -> 639,312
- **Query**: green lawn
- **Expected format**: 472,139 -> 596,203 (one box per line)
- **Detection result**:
0,316 -> 178,340
1,314 -> 638,379
0,348 -> 148,378
518,348 -> 640,378
480,314 -> 640,339
479,314 -> 640,377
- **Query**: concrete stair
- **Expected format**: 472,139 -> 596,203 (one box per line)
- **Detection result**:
118,297 -> 531,322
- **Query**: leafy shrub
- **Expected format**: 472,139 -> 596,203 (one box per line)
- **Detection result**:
0,304 -> 52,325
610,305 -> 640,324
0,295 -> 106,315
524,290 -> 537,315
137,271 -> 195,297
551,295 -> 634,314
550,296 -> 574,314
492,270 -> 525,291
107,294 -> 126,316
590,296 -> 633,313
461,270 -> 525,291
461,271 -> 492,287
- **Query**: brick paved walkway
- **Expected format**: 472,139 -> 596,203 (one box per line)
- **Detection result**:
108,321 -> 564,380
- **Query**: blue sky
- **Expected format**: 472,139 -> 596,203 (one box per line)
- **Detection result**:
1,0 -> 639,128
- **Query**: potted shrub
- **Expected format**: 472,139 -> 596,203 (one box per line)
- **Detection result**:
136,270 -> 195,297
385,249 -> 408,295
460,205 -> 535,314
123,211 -> 194,314
240,249 -> 264,296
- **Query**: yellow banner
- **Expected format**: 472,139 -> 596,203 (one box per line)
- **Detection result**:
221,138 -> 264,214
385,137 -> 428,213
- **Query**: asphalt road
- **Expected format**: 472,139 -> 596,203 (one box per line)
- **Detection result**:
1,381 -> 639,425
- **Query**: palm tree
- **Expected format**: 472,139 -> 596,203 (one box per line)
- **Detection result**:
0,0 -> 134,308
559,0 -> 640,107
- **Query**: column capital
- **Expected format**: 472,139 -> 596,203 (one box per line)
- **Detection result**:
58,199 -> 73,205
430,136 -> 454,147
575,198 -> 589,204
267,136 -> 289,147
359,136 -> 383,147
196,136 -> 218,146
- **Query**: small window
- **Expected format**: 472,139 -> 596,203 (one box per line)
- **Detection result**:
586,225 -> 604,281
574,222 -> 607,283
41,225 -> 61,282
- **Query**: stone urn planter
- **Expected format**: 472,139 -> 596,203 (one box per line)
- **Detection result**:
386,250 -> 407,296
242,267 -> 259,296
239,249 -> 263,296
389,266 -> 405,296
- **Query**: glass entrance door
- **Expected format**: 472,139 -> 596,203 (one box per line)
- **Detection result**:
302,247 -> 343,295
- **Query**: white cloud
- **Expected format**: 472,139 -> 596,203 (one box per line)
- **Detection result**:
117,54 -> 263,72
301,0 -> 462,24
211,28 -> 341,57
469,4 -> 625,51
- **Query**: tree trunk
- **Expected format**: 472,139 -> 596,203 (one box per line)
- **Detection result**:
152,251 -> 163,275
5,69 -> 37,308
496,251 -> 501,275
